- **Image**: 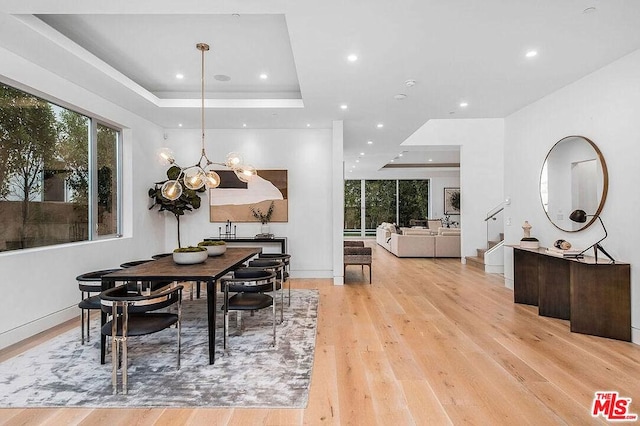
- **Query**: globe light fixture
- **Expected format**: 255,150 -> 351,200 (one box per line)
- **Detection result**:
158,43 -> 256,201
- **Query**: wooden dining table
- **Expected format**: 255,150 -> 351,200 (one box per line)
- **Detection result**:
100,247 -> 262,365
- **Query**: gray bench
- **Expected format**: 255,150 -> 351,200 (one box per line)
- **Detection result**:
343,246 -> 372,284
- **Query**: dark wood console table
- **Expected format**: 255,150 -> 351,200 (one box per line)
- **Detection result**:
512,246 -> 631,341
205,237 -> 287,253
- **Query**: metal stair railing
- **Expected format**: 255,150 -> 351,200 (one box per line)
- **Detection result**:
484,202 -> 505,249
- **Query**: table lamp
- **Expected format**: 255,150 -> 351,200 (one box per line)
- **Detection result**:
569,209 -> 615,263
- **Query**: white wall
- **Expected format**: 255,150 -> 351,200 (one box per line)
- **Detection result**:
0,46 -> 167,349
403,119 -> 505,259
160,127 -> 334,278
503,48 -> 640,341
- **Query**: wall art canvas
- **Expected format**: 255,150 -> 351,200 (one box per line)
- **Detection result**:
209,170 -> 288,222
444,187 -> 461,215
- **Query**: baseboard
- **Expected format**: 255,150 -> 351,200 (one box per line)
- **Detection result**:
631,327 -> 640,345
504,277 -> 514,290
484,264 -> 504,274
333,276 -> 344,285
290,270 -> 333,279
0,306 -> 77,350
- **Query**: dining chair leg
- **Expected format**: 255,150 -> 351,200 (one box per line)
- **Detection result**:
223,285 -> 229,350
122,338 -> 128,395
272,296 -> 276,347
287,271 -> 291,306
80,300 -> 86,345
110,305 -> 118,394
280,275 -> 284,324
177,299 -> 182,369
86,309 -> 91,343
122,307 -> 129,395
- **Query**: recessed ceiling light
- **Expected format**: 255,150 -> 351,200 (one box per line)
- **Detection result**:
340,104 -> 348,110
360,152 -> 365,156
460,102 -> 469,108
242,123 -> 247,128
377,123 -> 384,128
175,73 -> 184,80
259,73 -> 268,80
347,54 -> 358,62
405,79 -> 416,87
428,158 -> 433,162
306,123 -> 311,127
394,94 -> 407,100
583,7 -> 596,14
232,13 -> 241,19
356,159 -> 360,163
525,50 -> 538,58
214,74 -> 231,82
178,123 -> 183,127
390,159 -> 395,162
398,153 -> 403,157
367,140 -> 373,145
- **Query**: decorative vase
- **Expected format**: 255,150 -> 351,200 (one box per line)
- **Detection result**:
261,224 -> 270,234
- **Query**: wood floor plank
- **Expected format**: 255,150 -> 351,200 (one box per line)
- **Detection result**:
2,244 -> 640,425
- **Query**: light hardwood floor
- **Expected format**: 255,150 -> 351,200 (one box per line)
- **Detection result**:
2,242 -> 639,425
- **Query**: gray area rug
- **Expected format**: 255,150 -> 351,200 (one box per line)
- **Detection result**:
0,289 -> 318,408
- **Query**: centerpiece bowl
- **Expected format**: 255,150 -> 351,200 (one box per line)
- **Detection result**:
198,240 -> 227,256
173,246 -> 208,264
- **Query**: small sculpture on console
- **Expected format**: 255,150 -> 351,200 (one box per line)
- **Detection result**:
520,220 -> 540,249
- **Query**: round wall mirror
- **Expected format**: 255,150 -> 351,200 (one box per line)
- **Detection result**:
539,135 -> 608,232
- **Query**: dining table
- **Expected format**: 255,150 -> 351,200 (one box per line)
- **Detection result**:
100,247 -> 262,365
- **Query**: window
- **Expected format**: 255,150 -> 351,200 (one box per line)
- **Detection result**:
364,180 -> 397,235
344,179 -> 429,236
398,180 -> 429,227
0,82 -> 121,252
344,180 -> 361,236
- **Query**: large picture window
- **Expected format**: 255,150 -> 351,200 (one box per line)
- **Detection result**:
344,179 -> 429,236
0,82 -> 121,252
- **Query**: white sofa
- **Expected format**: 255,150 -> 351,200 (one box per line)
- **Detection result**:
376,223 -> 461,258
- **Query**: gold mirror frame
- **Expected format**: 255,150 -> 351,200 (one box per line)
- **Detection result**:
539,135 -> 608,232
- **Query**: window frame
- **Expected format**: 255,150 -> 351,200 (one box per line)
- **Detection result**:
0,79 -> 123,252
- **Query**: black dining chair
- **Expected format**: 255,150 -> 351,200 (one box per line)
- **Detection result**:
246,259 -> 285,323
100,283 -> 183,395
257,253 -> 292,305
76,268 -> 123,345
220,269 -> 277,350
151,253 -> 172,260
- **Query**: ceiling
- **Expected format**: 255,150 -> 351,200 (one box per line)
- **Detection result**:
1,1 -> 640,174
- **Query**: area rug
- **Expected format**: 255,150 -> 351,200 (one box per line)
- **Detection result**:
0,289 -> 318,408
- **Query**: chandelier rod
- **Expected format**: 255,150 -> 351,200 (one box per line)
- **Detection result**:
197,43 -> 209,161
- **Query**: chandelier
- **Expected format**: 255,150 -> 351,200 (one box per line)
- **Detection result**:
158,42 -> 256,201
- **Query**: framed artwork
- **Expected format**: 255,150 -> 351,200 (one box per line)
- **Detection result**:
444,187 -> 460,215
209,169 -> 288,222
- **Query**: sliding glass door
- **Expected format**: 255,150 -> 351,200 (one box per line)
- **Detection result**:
344,179 -> 429,236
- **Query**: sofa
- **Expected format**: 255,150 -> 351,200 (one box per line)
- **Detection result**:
376,223 -> 461,258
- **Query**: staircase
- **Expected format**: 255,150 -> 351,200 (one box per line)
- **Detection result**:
466,202 -> 506,273
466,233 -> 503,270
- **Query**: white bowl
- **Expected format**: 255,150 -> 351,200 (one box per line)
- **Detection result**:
173,250 -> 208,265
203,244 -> 227,257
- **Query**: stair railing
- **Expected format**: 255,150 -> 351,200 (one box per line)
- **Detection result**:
484,202 -> 505,249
